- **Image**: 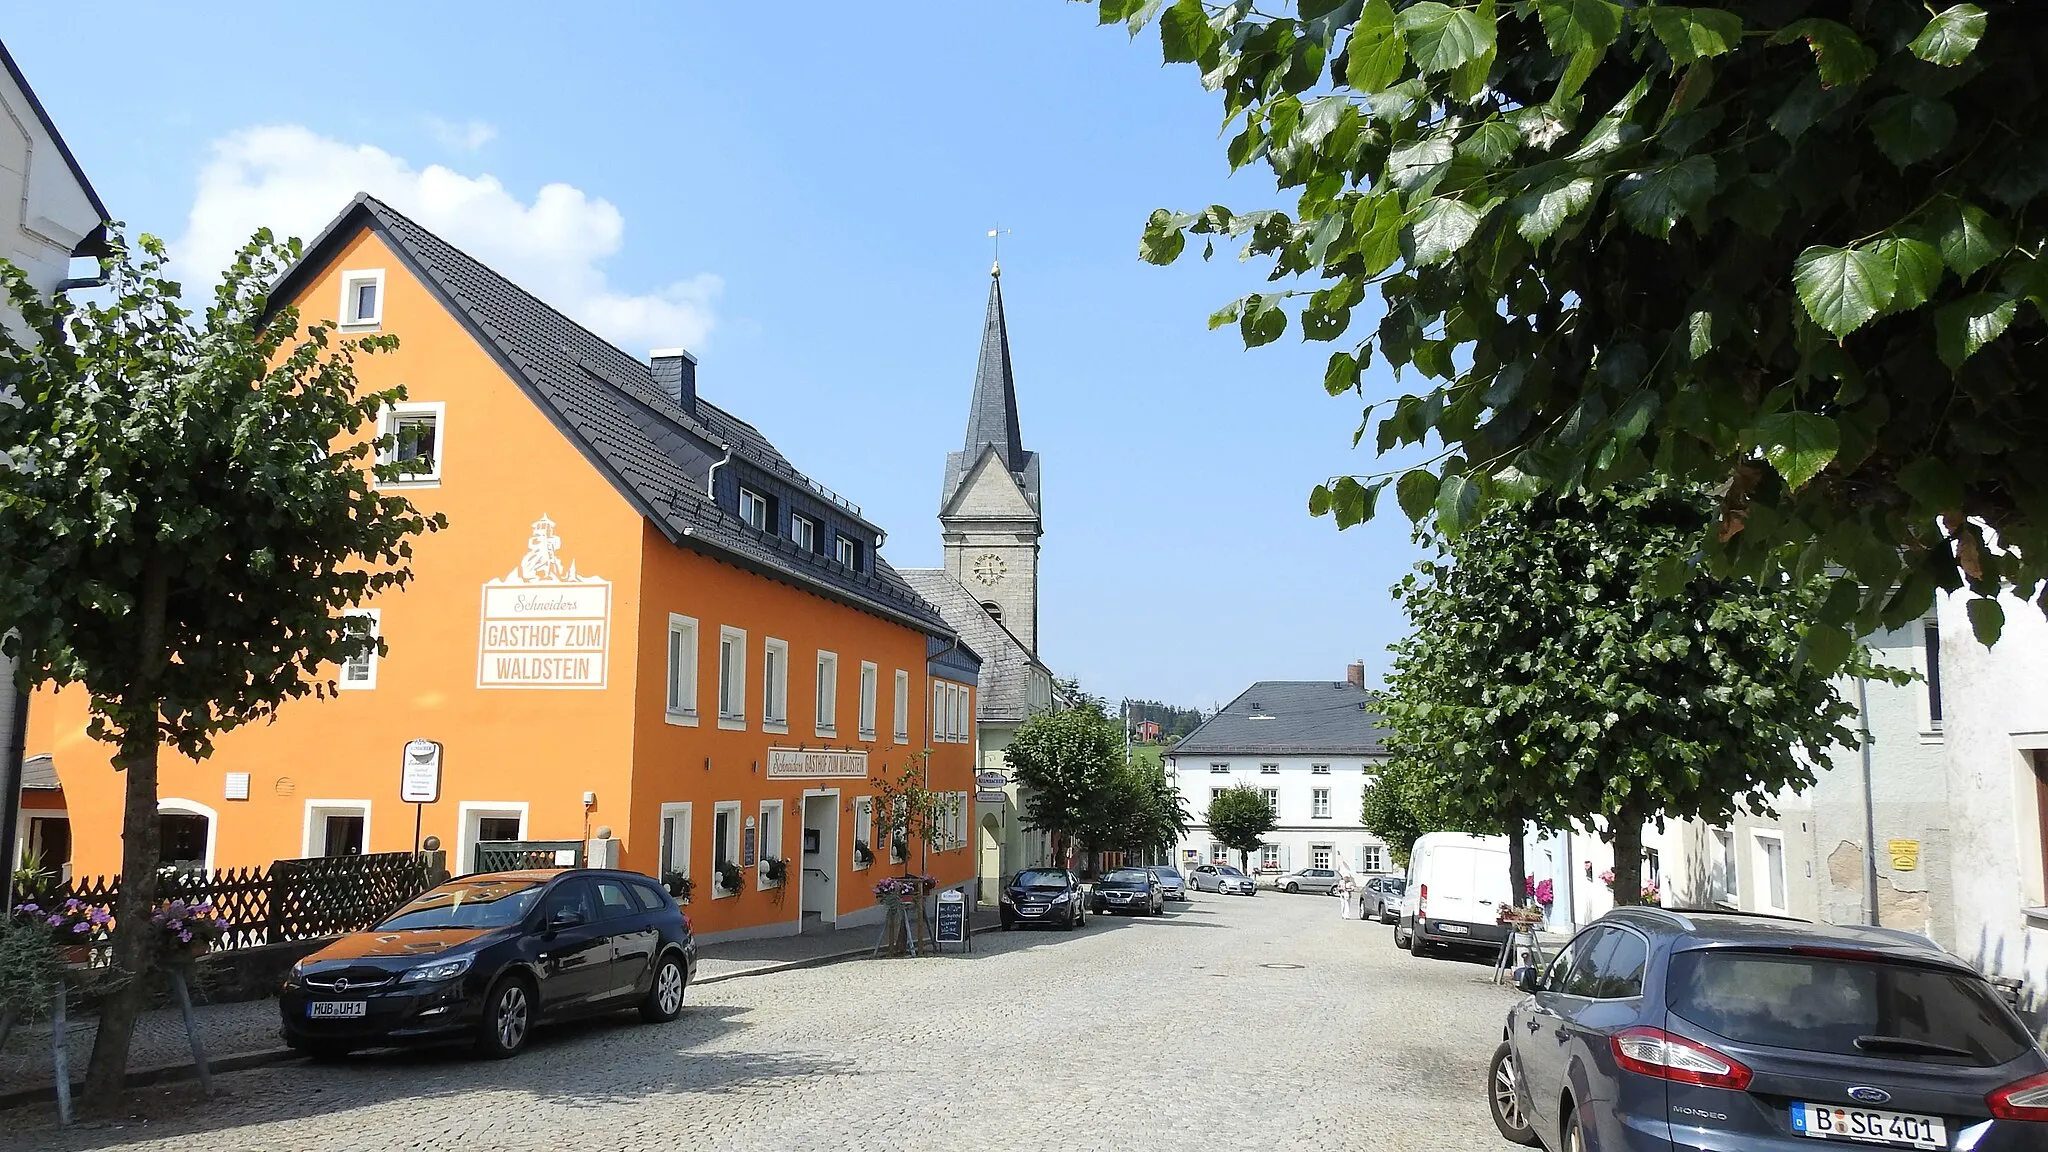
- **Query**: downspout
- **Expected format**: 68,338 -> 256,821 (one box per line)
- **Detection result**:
704,444 -> 733,504
1857,673 -> 1881,927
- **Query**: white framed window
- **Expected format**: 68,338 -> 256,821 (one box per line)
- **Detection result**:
1713,828 -> 1739,903
1312,788 -> 1331,818
853,797 -> 874,870
1210,843 -> 1229,864
1360,843 -> 1386,873
835,534 -> 856,567
658,802 -> 693,882
956,683 -> 971,742
932,681 -> 946,741
1311,763 -> 1332,775
951,793 -> 968,849
377,401 -> 444,486
1260,787 -> 1279,813
712,801 -> 741,897
791,513 -> 816,552
762,637 -> 789,732
758,800 -> 785,888
1260,763 -> 1280,774
815,650 -> 839,736
718,626 -> 747,728
888,797 -> 906,864
302,800 -> 371,858
339,609 -> 380,690
893,669 -> 910,742
738,486 -> 769,531
1209,762 -> 1231,773
665,614 -> 699,725
858,662 -> 878,740
339,268 -> 384,328
1922,617 -> 1945,736
1259,843 -> 1281,870
1208,787 -> 1225,809
1753,831 -> 1788,914
1311,844 -> 1333,870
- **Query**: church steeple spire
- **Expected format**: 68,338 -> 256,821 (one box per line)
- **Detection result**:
962,265 -> 1027,476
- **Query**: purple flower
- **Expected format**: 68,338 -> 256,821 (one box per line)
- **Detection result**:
46,914 -> 62,928
178,930 -> 193,943
70,922 -> 89,934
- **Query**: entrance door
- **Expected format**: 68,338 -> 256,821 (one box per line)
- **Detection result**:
979,814 -> 1004,904
468,811 -> 525,873
800,793 -> 838,926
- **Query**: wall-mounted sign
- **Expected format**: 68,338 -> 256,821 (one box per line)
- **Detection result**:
401,739 -> 443,803
976,770 -> 1009,791
742,825 -> 758,867
766,747 -> 869,780
478,515 -> 611,689
1888,838 -> 1921,872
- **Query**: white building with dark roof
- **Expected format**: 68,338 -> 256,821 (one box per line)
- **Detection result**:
1166,667 -> 1393,878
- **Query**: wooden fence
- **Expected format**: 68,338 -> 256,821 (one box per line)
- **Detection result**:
57,852 -> 439,953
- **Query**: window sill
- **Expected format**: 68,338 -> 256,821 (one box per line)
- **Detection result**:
713,888 -> 737,900
374,479 -> 442,491
893,732 -> 908,744
858,729 -> 876,742
718,715 -> 747,732
338,320 -> 382,333
1920,730 -> 1945,745
815,726 -> 838,739
2022,907 -> 2048,930
763,720 -> 788,736
853,861 -> 870,871
664,710 -> 700,728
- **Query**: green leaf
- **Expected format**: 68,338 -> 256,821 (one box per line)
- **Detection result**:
1308,483 -> 1333,517
1615,156 -> 1717,238
1346,0 -> 1406,91
1933,200 -> 2010,278
1869,237 -> 1944,312
1208,298 -> 1244,330
1396,2 -> 1495,75
1752,411 -> 1840,489
1123,0 -> 1165,34
1792,245 -> 1895,338
1894,457 -> 1964,512
1457,120 -> 1521,167
1405,198 -> 1483,265
1640,7 -> 1742,64
1433,472 -> 1480,536
1396,469 -> 1440,521
1489,465 -> 1541,502
1356,193 -> 1405,275
1909,4 -> 1988,67
1686,311 -> 1714,359
1967,596 -> 2005,645
1140,209 -> 1192,265
1802,623 -> 1852,675
1513,176 -> 1596,243
1388,135 -> 1455,195
1537,0 -> 1623,53
1770,19 -> 1877,89
1098,0 -> 1140,25
1324,350 -> 1362,396
1331,475 -> 1385,528
1159,0 -> 1219,63
1935,293 -> 2018,369
1241,294 -> 1288,347
1867,94 -> 1957,169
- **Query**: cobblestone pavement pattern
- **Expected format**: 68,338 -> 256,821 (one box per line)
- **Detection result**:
2,891 -> 1520,1152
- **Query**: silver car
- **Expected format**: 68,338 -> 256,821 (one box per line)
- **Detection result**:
1275,867 -> 1341,895
1188,864 -> 1257,895
1360,875 -> 1405,921
1148,866 -> 1187,901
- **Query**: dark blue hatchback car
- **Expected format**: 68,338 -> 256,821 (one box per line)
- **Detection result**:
1489,907 -> 2048,1151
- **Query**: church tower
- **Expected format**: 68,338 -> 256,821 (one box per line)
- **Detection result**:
939,263 -> 1042,653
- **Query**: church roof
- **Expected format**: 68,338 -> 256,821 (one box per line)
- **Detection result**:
941,267 -> 1040,515
268,194 -> 952,638
898,569 -> 1050,724
1172,681 -> 1391,757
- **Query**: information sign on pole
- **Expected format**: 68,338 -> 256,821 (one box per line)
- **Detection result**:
400,739 -> 443,854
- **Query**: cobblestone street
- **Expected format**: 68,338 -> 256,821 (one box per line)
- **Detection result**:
2,893 -> 1520,1152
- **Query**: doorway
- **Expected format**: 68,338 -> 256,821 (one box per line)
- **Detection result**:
457,802 -> 528,875
800,792 -> 839,933
980,813 -> 1005,904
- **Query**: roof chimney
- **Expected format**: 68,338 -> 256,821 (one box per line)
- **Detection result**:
1346,661 -> 1366,689
650,348 -> 698,417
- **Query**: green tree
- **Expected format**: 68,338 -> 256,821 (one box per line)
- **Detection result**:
1381,480 -> 1898,904
1206,784 -> 1278,871
1105,0 -> 2040,651
0,232 -> 442,1098
871,751 -> 946,875
1084,756 -> 1193,858
1360,758 -> 1485,868
1006,701 -> 1124,863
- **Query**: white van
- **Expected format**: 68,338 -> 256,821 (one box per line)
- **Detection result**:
1395,832 -> 1513,956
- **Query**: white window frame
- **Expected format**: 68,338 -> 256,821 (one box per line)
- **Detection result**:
738,486 -> 769,531
835,534 -> 856,567
1752,830 -> 1789,914
1311,844 -> 1333,870
1260,787 -> 1279,814
301,799 -> 372,858
1260,763 -> 1280,774
790,513 -> 816,552
815,650 -> 839,737
658,801 -> 693,881
1210,843 -> 1229,865
1918,616 -> 1945,740
339,609 -> 380,690
339,268 -> 385,329
665,614 -> 699,725
758,799 -> 785,888
718,626 -> 747,729
376,400 -> 445,487
1310,763 -> 1332,775
893,669 -> 910,743
455,801 -> 527,877
157,798 -> 220,872
1712,827 -> 1739,904
761,637 -> 789,733
858,661 -> 878,740
1259,843 -> 1281,871
932,681 -> 946,741
712,801 -> 742,897
1312,787 -> 1331,818
853,796 -> 874,870
1209,762 -> 1231,774
1361,843 -> 1386,873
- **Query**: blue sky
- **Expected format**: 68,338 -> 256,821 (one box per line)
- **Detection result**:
8,3 -> 1429,709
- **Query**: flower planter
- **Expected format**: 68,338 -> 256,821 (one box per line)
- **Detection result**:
55,943 -> 93,968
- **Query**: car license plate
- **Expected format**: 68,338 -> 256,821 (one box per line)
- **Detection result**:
1790,1102 -> 1945,1148
307,1000 -> 367,1019
1438,923 -> 1469,935
1021,904 -> 1046,916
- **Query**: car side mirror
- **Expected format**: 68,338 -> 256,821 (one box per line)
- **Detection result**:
548,907 -> 584,930
1513,966 -> 1540,994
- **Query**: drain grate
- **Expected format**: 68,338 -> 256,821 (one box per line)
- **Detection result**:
1260,962 -> 1305,970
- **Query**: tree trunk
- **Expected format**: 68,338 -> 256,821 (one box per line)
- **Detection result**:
1506,818 -> 1528,908
84,557 -> 168,1102
1609,808 -> 1645,907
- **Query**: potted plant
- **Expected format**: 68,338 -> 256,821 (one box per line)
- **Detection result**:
717,860 -> 744,895
663,872 -> 695,904
762,856 -> 789,887
853,840 -> 875,867
152,896 -> 229,961
12,896 -> 107,965
872,876 -> 918,904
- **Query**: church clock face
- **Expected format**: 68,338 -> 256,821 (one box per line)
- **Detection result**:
972,553 -> 1007,586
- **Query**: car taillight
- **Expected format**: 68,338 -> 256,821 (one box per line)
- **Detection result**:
1417,883 -> 1427,919
1988,1070 -> 2048,1121
1611,1027 -> 1753,1090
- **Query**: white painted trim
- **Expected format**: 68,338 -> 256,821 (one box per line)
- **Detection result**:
738,485 -> 769,532
800,787 -> 840,925
665,613 -> 700,726
858,661 -> 878,740
815,650 -> 838,738
300,798 -> 373,858
892,669 -> 910,743
339,608 -> 380,690
456,800 -> 529,876
375,399 -> 445,488
1751,829 -> 1789,914
658,801 -> 693,880
851,795 -> 873,871
338,267 -> 385,329
12,807 -> 68,875
157,798 -> 219,872
712,801 -> 742,898
758,799 -> 786,890
717,625 -> 747,729
763,636 -> 790,732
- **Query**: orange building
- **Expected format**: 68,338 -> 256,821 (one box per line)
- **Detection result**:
29,194 -> 981,940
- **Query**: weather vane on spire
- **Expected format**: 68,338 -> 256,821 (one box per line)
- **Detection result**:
987,226 -> 1011,275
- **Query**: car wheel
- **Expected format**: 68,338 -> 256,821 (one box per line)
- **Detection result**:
475,975 -> 533,1059
1488,1042 -> 1540,1146
1562,1104 -> 1586,1152
640,952 -> 687,1023
1285,882 -> 1299,893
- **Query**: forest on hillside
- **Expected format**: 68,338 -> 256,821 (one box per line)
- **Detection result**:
1119,699 -> 1207,741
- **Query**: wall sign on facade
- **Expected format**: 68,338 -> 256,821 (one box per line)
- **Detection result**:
478,515 -> 611,689
766,747 -> 869,780
400,739 -> 443,803
1888,838 -> 1921,873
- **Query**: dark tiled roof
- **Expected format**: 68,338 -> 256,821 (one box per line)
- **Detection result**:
0,38 -> 110,255
271,195 -> 949,637
898,569 -> 1050,723
1172,681 -> 1391,756
940,269 -> 1039,514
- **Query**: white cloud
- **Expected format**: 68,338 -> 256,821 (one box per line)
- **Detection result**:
426,117 -> 497,152
174,125 -> 719,353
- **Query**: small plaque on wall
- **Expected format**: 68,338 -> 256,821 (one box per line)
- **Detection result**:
743,825 -> 758,867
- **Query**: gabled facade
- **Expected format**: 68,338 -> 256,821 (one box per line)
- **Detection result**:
33,194 -> 980,940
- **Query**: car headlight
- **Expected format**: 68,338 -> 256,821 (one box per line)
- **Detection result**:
1050,892 -> 1071,904
400,956 -> 474,984
1000,893 -> 1014,905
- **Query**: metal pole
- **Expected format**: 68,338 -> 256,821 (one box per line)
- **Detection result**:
1856,674 -> 1881,926
413,802 -> 424,855
0,677 -> 29,911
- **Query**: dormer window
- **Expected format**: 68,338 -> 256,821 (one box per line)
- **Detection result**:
340,269 -> 384,328
835,534 -> 857,568
791,513 -> 816,552
739,487 -> 768,531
